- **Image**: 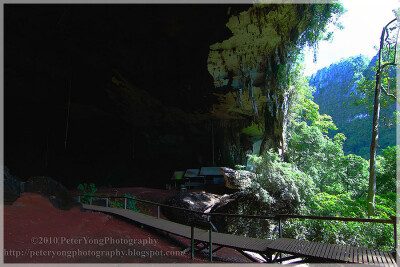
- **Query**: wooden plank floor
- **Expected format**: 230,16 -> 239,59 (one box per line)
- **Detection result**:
82,204 -> 207,239
266,238 -> 396,265
197,232 -> 273,253
82,204 -> 272,253
82,204 -> 396,265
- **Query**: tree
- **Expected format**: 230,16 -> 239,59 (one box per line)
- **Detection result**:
366,17 -> 399,216
376,145 -> 399,195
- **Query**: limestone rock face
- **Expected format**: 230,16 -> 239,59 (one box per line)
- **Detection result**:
162,187 -> 294,238
220,167 -> 254,189
210,191 -> 273,238
162,192 -> 227,229
4,166 -> 24,204
207,4 -> 341,156
208,192 -> 242,212
162,189 -> 273,236
24,176 -> 80,210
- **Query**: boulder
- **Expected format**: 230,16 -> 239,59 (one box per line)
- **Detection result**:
220,167 -> 254,189
24,176 -> 80,210
162,192 -> 225,229
210,191 -> 273,238
4,166 -> 24,204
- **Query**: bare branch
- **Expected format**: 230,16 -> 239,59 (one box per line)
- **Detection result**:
384,18 -> 397,30
389,20 -> 399,60
380,61 -> 397,71
381,86 -> 400,105
378,19 -> 399,105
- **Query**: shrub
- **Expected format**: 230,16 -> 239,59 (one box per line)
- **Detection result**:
77,183 -> 97,204
247,150 -> 316,212
284,192 -> 395,251
124,193 -> 138,212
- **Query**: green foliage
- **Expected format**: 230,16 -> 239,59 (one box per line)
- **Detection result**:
356,63 -> 397,113
334,154 -> 369,197
124,193 -> 138,212
107,193 -> 138,211
281,106 -> 394,251
287,121 -> 343,190
208,3 -> 345,129
77,183 -> 97,204
228,51 -> 396,250
284,192 -> 395,251
108,198 -> 123,209
286,119 -> 370,198
376,145 -> 398,194
309,54 -> 396,158
221,151 -> 315,239
234,165 -> 247,170
288,63 -> 337,133
352,20 -> 398,159
241,123 -> 263,136
297,3 -> 344,61
247,151 -> 315,211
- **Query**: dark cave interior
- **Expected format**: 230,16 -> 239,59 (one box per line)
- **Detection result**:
5,4 -> 253,189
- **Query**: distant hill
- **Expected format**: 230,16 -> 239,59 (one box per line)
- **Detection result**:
309,55 -> 396,158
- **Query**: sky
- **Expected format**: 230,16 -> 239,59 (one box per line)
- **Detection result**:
303,0 -> 400,76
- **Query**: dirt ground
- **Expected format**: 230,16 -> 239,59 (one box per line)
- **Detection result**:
4,188 -> 252,263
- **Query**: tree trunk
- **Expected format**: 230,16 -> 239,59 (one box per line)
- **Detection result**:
367,73 -> 381,216
366,18 -> 398,216
367,23 -> 387,216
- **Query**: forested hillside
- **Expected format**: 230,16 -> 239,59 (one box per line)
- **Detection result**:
309,55 -> 396,158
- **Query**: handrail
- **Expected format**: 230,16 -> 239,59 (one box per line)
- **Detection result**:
275,214 -> 395,224
73,194 -> 397,224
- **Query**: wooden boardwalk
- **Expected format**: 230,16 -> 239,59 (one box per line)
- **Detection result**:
82,204 -> 208,239
82,204 -> 396,265
267,238 -> 396,265
82,204 -> 273,253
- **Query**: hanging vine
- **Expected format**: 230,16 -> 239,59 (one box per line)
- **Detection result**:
207,3 -> 344,156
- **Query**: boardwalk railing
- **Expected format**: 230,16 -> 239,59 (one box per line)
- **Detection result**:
75,194 -> 398,253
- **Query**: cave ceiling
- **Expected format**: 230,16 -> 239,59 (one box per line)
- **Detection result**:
5,4 -> 253,130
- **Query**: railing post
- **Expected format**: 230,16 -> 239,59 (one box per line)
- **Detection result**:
278,216 -> 282,238
277,215 -> 282,262
89,197 -> 92,205
124,198 -> 127,209
208,216 -> 212,262
157,206 -> 160,219
106,198 -> 108,208
392,216 -> 397,252
191,225 -> 194,260
209,228 -> 213,262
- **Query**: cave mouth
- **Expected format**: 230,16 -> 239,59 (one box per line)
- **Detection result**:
5,4 -> 257,189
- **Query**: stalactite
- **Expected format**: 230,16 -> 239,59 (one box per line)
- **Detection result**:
249,74 -> 258,117
275,47 -> 280,65
208,4 -> 341,158
237,87 -> 243,107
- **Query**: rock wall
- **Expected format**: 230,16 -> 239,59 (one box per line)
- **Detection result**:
207,4 -> 340,157
4,166 -> 24,204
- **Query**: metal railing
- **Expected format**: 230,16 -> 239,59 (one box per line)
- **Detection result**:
75,194 -> 398,259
